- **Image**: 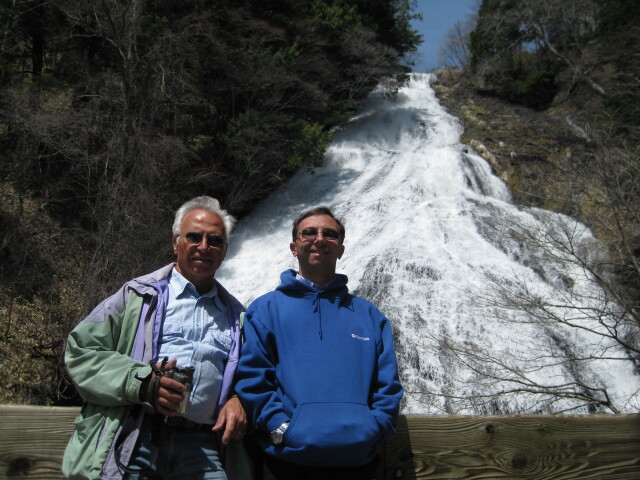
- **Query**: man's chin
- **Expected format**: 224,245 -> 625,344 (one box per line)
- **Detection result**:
182,263 -> 217,279
191,264 -> 216,276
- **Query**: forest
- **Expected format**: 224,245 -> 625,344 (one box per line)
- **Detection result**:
1,0 -> 638,408
0,0 -> 420,404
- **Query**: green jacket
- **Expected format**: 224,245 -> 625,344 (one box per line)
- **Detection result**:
62,264 -> 244,480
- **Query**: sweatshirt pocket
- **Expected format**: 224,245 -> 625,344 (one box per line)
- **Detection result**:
280,402 -> 380,467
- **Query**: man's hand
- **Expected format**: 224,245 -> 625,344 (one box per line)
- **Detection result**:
147,358 -> 186,416
212,396 -> 247,445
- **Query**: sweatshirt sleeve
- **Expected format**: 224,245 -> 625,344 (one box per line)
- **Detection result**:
235,306 -> 290,434
370,313 -> 404,440
65,287 -> 152,406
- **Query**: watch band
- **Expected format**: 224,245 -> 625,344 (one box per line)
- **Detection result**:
270,421 -> 289,445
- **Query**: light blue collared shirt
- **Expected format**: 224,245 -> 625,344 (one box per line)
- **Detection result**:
158,269 -> 232,424
296,272 -> 335,289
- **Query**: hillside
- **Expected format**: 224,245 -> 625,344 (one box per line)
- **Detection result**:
430,31 -> 640,389
432,70 -> 596,218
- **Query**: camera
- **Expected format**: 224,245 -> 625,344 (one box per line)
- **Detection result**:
163,366 -> 195,414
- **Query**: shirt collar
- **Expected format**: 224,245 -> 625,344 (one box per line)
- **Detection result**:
296,273 -> 327,290
170,268 -> 218,299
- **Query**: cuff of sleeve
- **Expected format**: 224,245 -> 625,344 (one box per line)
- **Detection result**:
127,364 -> 153,404
265,412 -> 290,434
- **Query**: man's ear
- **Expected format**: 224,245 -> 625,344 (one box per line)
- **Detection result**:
290,242 -> 297,256
337,243 -> 345,260
172,235 -> 179,254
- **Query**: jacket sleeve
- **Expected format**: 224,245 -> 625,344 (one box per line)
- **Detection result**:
370,312 -> 404,440
65,286 -> 152,407
234,306 -> 290,434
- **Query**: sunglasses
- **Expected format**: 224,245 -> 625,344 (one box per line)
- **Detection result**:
181,231 -> 226,248
297,227 -> 341,242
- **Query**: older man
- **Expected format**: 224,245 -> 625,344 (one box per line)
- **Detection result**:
63,196 -> 247,480
235,206 -> 403,480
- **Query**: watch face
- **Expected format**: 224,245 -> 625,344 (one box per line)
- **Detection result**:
270,422 -> 289,445
271,430 -> 283,444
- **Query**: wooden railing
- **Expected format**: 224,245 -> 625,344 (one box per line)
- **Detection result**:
1,405 -> 639,479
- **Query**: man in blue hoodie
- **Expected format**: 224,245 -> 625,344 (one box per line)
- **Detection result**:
235,206 -> 403,480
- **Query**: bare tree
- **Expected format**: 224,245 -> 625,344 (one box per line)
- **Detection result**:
519,0 -> 606,95
431,332 -> 626,414
425,199 -> 640,414
437,12 -> 478,70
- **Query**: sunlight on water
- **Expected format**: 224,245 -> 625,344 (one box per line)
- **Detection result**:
218,74 -> 639,415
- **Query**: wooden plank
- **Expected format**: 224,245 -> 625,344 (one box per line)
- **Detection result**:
1,406 -> 639,479
385,414 -> 640,479
0,405 -> 78,480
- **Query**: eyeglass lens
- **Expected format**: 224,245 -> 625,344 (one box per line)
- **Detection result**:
299,228 -> 340,240
184,232 -> 225,247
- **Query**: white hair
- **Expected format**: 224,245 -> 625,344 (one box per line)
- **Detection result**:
172,196 -> 236,242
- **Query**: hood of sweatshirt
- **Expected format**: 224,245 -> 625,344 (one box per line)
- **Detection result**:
276,268 -> 349,296
276,269 -> 350,339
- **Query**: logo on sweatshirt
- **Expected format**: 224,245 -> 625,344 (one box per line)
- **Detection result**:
351,333 -> 370,341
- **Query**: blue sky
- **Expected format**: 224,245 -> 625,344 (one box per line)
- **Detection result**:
410,0 -> 478,72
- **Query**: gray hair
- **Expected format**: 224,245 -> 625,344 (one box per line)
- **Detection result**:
172,196 -> 236,242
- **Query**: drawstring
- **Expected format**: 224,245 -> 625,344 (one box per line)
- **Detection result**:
312,291 -> 323,339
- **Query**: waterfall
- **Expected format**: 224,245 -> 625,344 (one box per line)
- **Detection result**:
217,73 -> 639,415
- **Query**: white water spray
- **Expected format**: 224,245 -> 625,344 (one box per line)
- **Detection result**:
218,74 -> 639,414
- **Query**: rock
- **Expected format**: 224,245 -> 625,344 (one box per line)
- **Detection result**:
432,71 -> 596,217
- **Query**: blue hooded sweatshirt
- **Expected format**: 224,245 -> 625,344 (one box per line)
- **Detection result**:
235,269 -> 403,467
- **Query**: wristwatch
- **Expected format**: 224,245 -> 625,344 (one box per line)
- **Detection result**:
270,421 -> 289,445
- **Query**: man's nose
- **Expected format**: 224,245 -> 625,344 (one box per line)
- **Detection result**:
314,231 -> 327,243
196,237 -> 210,249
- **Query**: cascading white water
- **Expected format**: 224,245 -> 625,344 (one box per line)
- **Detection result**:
217,73 -> 639,415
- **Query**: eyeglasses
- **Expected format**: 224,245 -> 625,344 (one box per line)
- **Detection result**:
180,232 -> 226,248
297,227 -> 341,242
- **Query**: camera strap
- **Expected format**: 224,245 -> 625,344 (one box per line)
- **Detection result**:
141,356 -> 169,414
150,357 -> 169,404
